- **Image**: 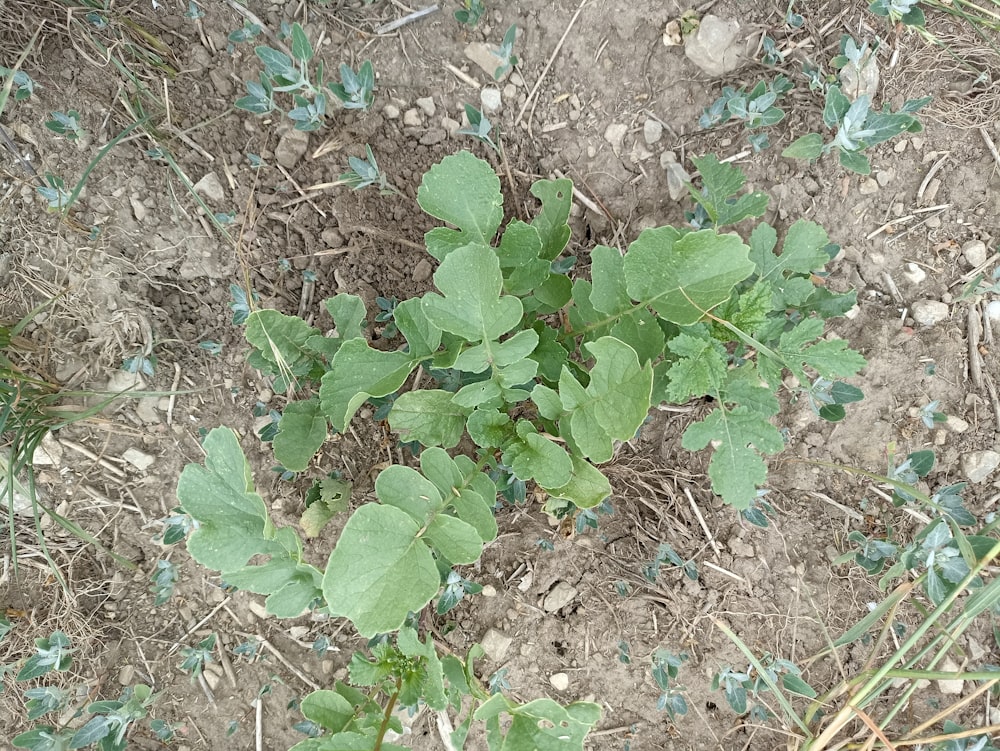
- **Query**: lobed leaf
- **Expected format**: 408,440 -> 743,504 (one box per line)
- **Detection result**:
246,310 -> 321,376
319,339 -> 418,432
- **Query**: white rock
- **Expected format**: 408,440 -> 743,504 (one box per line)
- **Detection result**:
937,657 -> 963,695
464,42 -> 508,80
961,450 -> 1000,483
987,300 -> 1000,326
481,584 -> 497,597
441,116 -> 460,137
480,87 -> 502,114
875,169 -> 893,187
106,369 -> 146,394
542,581 -> 578,612
415,96 -> 436,117
382,103 -> 400,119
130,196 -> 147,222
944,415 -> 969,433
136,396 -> 160,424
274,128 -> 309,169
403,108 -> 422,127
192,172 -> 225,203
122,448 -> 155,471
684,15 -> 748,77
480,628 -> 513,662
643,119 -> 663,145
117,664 -> 135,686
901,263 -> 926,285
910,300 -> 949,326
858,178 -> 879,195
549,672 -> 569,691
603,122 -> 627,156
962,239 -> 988,267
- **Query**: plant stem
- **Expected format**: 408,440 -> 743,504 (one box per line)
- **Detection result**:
373,678 -> 402,751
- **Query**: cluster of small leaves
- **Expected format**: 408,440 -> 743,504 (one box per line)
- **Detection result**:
699,76 -> 792,151
782,84 -> 930,174
869,0 -> 925,27
45,111 -> 85,140
178,633 -> 216,680
235,23 -> 375,131
932,721 -> 1000,751
713,655 -> 816,720
149,559 -> 179,605
38,174 -> 70,211
338,145 -> 396,194
458,104 -> 497,152
6,630 -> 159,751
454,0 -> 486,26
122,353 -> 156,377
839,450 -> 997,604
652,649 -> 688,722
1,67 -> 36,100
493,25 -> 519,80
643,543 -> 697,582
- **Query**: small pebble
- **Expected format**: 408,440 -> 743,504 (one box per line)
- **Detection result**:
937,657 -> 963,695
543,581 -> 578,612
383,103 -> 400,119
643,118 -> 663,145
412,259 -> 433,282
549,672 -> 570,691
858,178 -> 879,195
420,129 -> 447,145
901,263 -> 926,285
441,116 -> 460,137
910,300 -> 949,326
192,171 -> 225,202
117,664 -> 135,686
480,87 -> 502,114
415,96 -> 436,117
274,128 -> 309,169
403,109 -> 422,127
603,122 -> 627,155
961,450 -> 1000,483
962,239 -> 988,267
875,169 -> 892,187
122,448 -> 155,471
480,628 -> 513,662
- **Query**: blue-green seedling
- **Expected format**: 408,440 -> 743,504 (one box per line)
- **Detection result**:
699,76 -> 792,152
227,20 -> 262,51
458,103 -> 498,151
782,84 -> 930,174
455,0 -> 485,26
150,559 -> 179,605
437,570 -> 483,614
37,174 -> 70,211
16,632 -> 73,681
183,2 -> 204,20
199,340 -> 223,356
338,145 -> 396,194
44,110 -> 84,140
760,35 -> 784,65
643,543 -> 697,582
0,67 -> 36,101
328,61 -> 375,111
919,399 -> 947,428
122,352 -> 156,377
228,283 -> 258,325
713,655 -> 816,721
178,633 -> 216,680
66,685 -> 157,751
869,0 -> 925,27
493,25 -> 519,80
652,649 -> 688,722
23,686 -> 69,721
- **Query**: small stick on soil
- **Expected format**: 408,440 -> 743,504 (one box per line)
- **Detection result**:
254,636 -> 321,690
968,305 -> 984,390
375,4 -> 438,35
806,490 -> 863,521
917,152 -> 950,202
222,0 -> 292,56
196,672 -> 216,707
61,440 -> 126,479
443,62 -> 480,88
167,362 -> 180,426
881,271 -> 903,305
683,486 -> 721,559
435,711 -> 459,751
255,695 -> 264,751
701,561 -> 745,584
167,596 -> 233,655
514,0 -> 589,128
552,169 -> 602,216
275,164 -> 327,219
979,126 -> 1000,173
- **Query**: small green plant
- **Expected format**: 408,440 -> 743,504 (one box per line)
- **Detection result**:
0,67 -> 36,102
782,85 -> 930,174
643,542 -> 697,582
337,144 -> 396,194
713,655 -> 816,722
178,633 -> 216,680
227,20 -> 263,50
44,110 -> 84,140
651,649 -> 688,722
235,23 -> 375,131
454,0 -> 486,26
493,25 -> 519,80
16,631 -> 73,681
919,399 -> 947,428
122,352 -> 156,377
869,0 -> 925,27
149,559 -> 179,605
699,75 -> 792,151
458,103 -> 498,151
37,174 -> 70,211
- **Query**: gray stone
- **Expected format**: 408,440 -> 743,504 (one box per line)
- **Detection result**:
135,396 -> 160,425
643,118 -> 663,145
412,259 -> 433,282
464,42 -> 508,80
382,103 -> 400,119
415,96 -> 436,117
542,581 -> 578,612
944,415 -> 970,433
122,448 -> 155,471
603,122 -> 627,156
875,169 -> 893,187
937,657 -> 963,695
403,108 -> 422,127
962,239 -> 988,267
106,369 -> 146,394
480,87 -> 502,114
858,178 -> 879,195
419,129 -> 447,145
480,628 -> 513,662
192,171 -> 225,203
441,116 -> 461,137
660,153 -> 691,201
684,15 -> 748,77
549,672 -> 569,691
901,263 -> 926,285
208,67 -> 233,98
275,128 -> 309,169
321,228 -> 344,247
961,450 -> 1000,483
910,300 -> 949,326
130,196 -> 147,222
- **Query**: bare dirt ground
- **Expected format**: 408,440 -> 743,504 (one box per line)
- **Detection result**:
1,1 -> 999,749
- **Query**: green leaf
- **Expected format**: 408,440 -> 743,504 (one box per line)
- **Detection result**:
420,448 -> 498,541
782,673 -> 817,699
529,178 -> 573,260
393,298 -> 442,358
474,695 -> 601,751
323,504 -> 439,637
374,464 -> 443,525
589,245 -> 631,316
624,228 -> 755,325
300,690 -> 354,733
418,151 -> 503,261
389,389 -> 470,447
664,330 -> 727,402
319,339 -> 418,432
224,554 -> 321,617
823,85 -> 851,129
838,148 -> 870,175
177,428 -> 278,572
532,273 -> 573,312
543,454 -> 612,509
681,406 -> 785,509
290,23 -> 313,62
503,421 -> 573,488
467,408 -> 515,448
558,337 -> 653,463
273,398 -> 327,472
689,154 -> 769,226
301,478 -> 350,538
749,220 -> 832,308
246,310 -> 321,375
424,514 -> 483,564
531,384 -> 564,420
781,133 -> 824,160
610,309 -> 666,364
453,329 -> 538,373
422,244 -> 523,343
496,220 -> 542,268
324,294 -> 367,341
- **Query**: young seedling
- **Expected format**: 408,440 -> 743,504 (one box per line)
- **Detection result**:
16,632 -> 73,681
37,174 -> 70,211
149,559 -> 179,605
337,144 -> 397,194
651,649 -> 688,722
458,103 -> 498,151
454,0 -> 486,26
699,76 -> 792,151
918,399 -> 947,428
122,352 -> 157,377
493,25 -> 519,80
328,61 -> 375,110
44,110 -> 84,140
869,0 -> 925,27
178,633 -> 216,680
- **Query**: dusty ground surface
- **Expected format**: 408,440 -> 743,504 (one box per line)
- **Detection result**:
1,0 -> 999,749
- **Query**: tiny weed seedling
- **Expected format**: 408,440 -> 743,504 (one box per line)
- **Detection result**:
44,110 -> 84,140
652,649 -> 688,722
919,399 -> 947,428
493,25 -> 519,80
869,0 -> 926,27
699,75 -> 792,151
178,633 -> 216,680
149,559 -> 179,605
328,60 -> 376,111
455,0 -> 486,26
175,150 -> 868,749
458,103 -> 498,151
337,144 -> 397,194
